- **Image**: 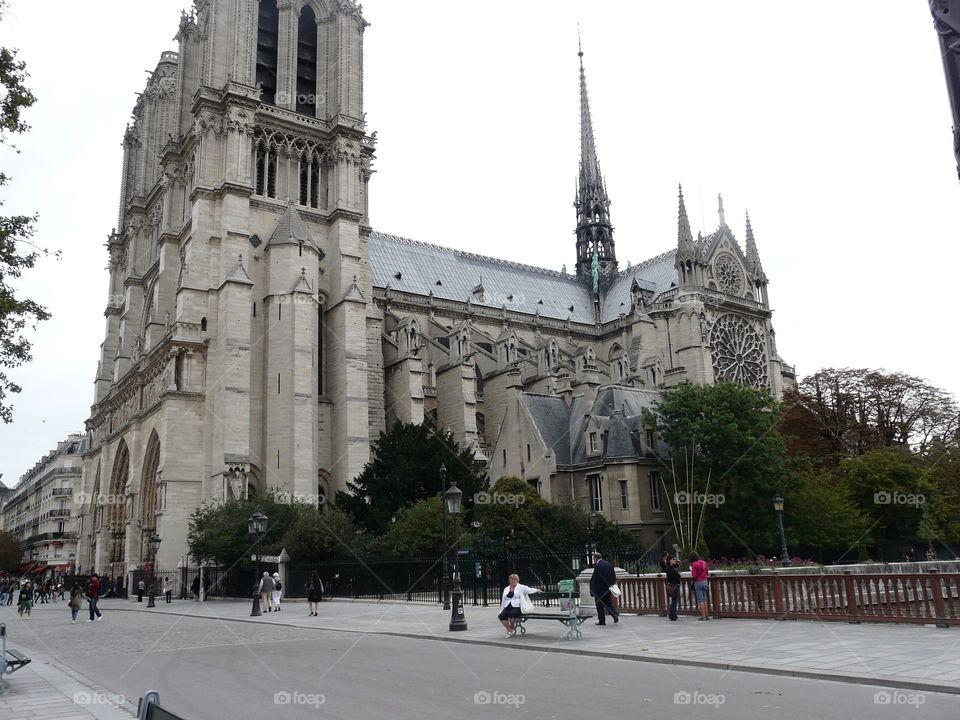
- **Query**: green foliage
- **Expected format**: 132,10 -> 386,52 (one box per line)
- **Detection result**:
336,422 -> 485,533
470,476 -> 639,557
655,382 -> 787,556
381,496 -> 447,557
0,3 -> 55,423
784,463 -> 872,561
281,506 -> 375,561
186,491 -> 306,567
0,529 -> 20,571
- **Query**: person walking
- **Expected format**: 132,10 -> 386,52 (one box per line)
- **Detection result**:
665,555 -> 682,621
271,572 -> 282,612
498,574 -> 540,638
306,572 -> 322,616
589,551 -> 619,625
87,573 -> 103,622
137,578 -> 145,602
69,582 -> 84,623
17,581 -> 33,618
689,552 -> 710,620
258,572 -> 274,612
163,577 -> 173,603
5,578 -> 15,605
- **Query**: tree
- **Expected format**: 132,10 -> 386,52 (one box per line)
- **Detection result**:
186,492 -> 306,567
0,1 -> 54,423
381,496 -> 447,558
282,506 -> 375,561
337,422 -> 485,534
655,382 -> 789,556
0,530 -> 20,571
781,368 -> 959,463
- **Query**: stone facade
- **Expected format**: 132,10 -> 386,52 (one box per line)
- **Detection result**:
78,0 -> 795,574
1,434 -> 86,574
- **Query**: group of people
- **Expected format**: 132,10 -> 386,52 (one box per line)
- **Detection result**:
661,550 -> 710,621
497,549 -> 714,634
1,577 -> 65,606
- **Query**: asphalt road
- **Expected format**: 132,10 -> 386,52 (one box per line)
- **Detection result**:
5,604 -> 956,720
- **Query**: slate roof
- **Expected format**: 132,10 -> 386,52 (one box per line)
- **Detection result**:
520,385 -> 662,467
268,204 -> 313,247
368,231 -> 679,325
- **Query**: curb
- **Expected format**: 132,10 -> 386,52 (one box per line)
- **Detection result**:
107,605 -> 960,696
14,651 -> 138,719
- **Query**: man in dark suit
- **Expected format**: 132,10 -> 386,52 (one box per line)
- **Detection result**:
589,551 -> 619,625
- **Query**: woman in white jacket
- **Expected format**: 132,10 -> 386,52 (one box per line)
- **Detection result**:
499,574 -> 540,638
271,572 -> 282,611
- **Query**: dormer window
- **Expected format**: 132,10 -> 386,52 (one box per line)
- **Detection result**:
589,431 -> 599,454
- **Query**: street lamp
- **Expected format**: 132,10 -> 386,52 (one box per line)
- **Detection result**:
444,479 -> 467,631
439,464 -> 450,610
773,496 -> 791,568
146,533 -> 161,608
248,510 -> 268,617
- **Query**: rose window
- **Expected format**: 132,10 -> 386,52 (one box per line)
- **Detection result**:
714,253 -> 744,295
709,314 -> 768,388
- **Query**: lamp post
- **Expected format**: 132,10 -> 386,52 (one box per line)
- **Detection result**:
773,496 -> 791,568
444,479 -> 467,631
439,464 -> 450,610
248,510 -> 268,617
146,534 -> 161,608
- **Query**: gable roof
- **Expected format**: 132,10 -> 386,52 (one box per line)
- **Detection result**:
369,231 -> 680,325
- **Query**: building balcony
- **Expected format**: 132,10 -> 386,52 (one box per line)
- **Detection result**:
51,488 -> 73,497
48,509 -> 71,519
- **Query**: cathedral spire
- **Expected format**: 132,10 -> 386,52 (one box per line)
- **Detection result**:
574,39 -> 617,289
675,184 -> 699,288
744,210 -> 767,283
677,184 -> 694,250
718,193 -> 726,228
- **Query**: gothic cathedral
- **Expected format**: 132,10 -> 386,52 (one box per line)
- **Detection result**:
79,0 -> 794,575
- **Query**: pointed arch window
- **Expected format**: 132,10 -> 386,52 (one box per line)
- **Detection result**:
297,5 -> 318,116
256,0 -> 279,106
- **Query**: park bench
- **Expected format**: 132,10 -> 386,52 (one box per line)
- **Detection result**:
514,580 -> 592,640
0,624 -> 32,694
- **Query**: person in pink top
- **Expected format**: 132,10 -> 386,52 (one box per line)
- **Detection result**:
689,552 -> 710,620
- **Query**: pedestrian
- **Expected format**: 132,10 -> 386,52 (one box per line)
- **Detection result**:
589,551 -> 619,625
17,581 -> 33,618
87,573 -> 103,622
5,578 -> 15,605
163,577 -> 173,603
689,552 -> 710,620
927,545 -> 936,561
498,573 -> 540,638
191,574 -> 200,601
69,582 -> 83,623
665,555 -> 682,621
659,551 -> 671,573
137,578 -> 145,602
258,572 -> 274,612
271,572 -> 282,612
306,572 -> 322,616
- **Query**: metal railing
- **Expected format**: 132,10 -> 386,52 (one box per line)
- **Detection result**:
617,570 -> 960,627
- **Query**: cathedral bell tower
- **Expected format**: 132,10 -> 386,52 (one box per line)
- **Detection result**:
574,43 -> 617,292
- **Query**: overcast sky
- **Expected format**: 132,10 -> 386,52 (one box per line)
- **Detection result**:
0,1 -> 957,485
